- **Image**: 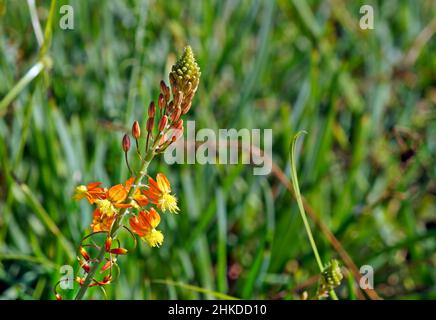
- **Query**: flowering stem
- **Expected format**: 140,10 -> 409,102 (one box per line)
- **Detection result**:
75,150 -> 155,300
290,131 -> 338,300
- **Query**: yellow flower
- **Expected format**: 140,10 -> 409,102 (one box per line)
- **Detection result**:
129,209 -> 164,248
90,209 -> 115,232
158,193 -> 179,214
143,173 -> 179,214
73,182 -> 106,204
143,229 -> 164,248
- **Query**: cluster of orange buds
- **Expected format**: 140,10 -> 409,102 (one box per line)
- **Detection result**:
141,45 -> 201,154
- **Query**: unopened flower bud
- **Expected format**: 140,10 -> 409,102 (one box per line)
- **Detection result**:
55,294 -> 62,301
101,260 -> 112,272
148,101 -> 156,118
167,101 -> 174,113
182,101 -> 192,115
158,94 -> 165,111
160,80 -> 170,102
158,115 -> 168,132
80,247 -> 90,261
110,248 -> 128,255
103,275 -> 112,284
132,121 -> 140,139
105,236 -> 112,252
122,134 -> 131,152
78,259 -> 90,273
174,91 -> 183,108
171,107 -> 182,122
173,119 -> 183,130
147,117 -> 154,132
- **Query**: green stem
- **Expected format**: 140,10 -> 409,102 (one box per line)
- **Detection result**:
74,150 -> 154,300
290,131 -> 338,300
0,0 -> 56,117
0,61 -> 45,117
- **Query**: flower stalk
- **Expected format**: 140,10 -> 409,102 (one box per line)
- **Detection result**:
75,150 -> 154,300
290,131 -> 341,300
68,46 -> 201,300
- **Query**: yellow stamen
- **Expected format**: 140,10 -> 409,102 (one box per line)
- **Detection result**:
142,229 -> 164,247
159,193 -> 179,214
73,185 -> 88,200
95,199 -> 116,217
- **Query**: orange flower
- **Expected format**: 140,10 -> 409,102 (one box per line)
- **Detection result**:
90,208 -> 115,232
74,182 -> 106,204
107,183 -> 130,208
143,173 -> 179,213
129,209 -> 164,247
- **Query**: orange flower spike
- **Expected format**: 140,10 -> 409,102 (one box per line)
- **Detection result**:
73,182 -> 106,204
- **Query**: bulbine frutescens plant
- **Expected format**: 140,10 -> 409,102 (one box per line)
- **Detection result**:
55,46 -> 200,300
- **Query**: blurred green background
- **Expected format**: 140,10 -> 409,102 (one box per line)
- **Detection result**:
0,0 -> 435,300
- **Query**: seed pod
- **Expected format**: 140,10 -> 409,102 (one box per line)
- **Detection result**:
110,248 -> 128,255
146,117 -> 154,132
158,115 -> 168,132
101,260 -> 112,272
78,259 -> 90,273
122,134 -> 131,152
102,275 -> 112,284
105,236 -> 112,252
132,121 -> 141,139
148,101 -> 155,118
80,247 -> 90,261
